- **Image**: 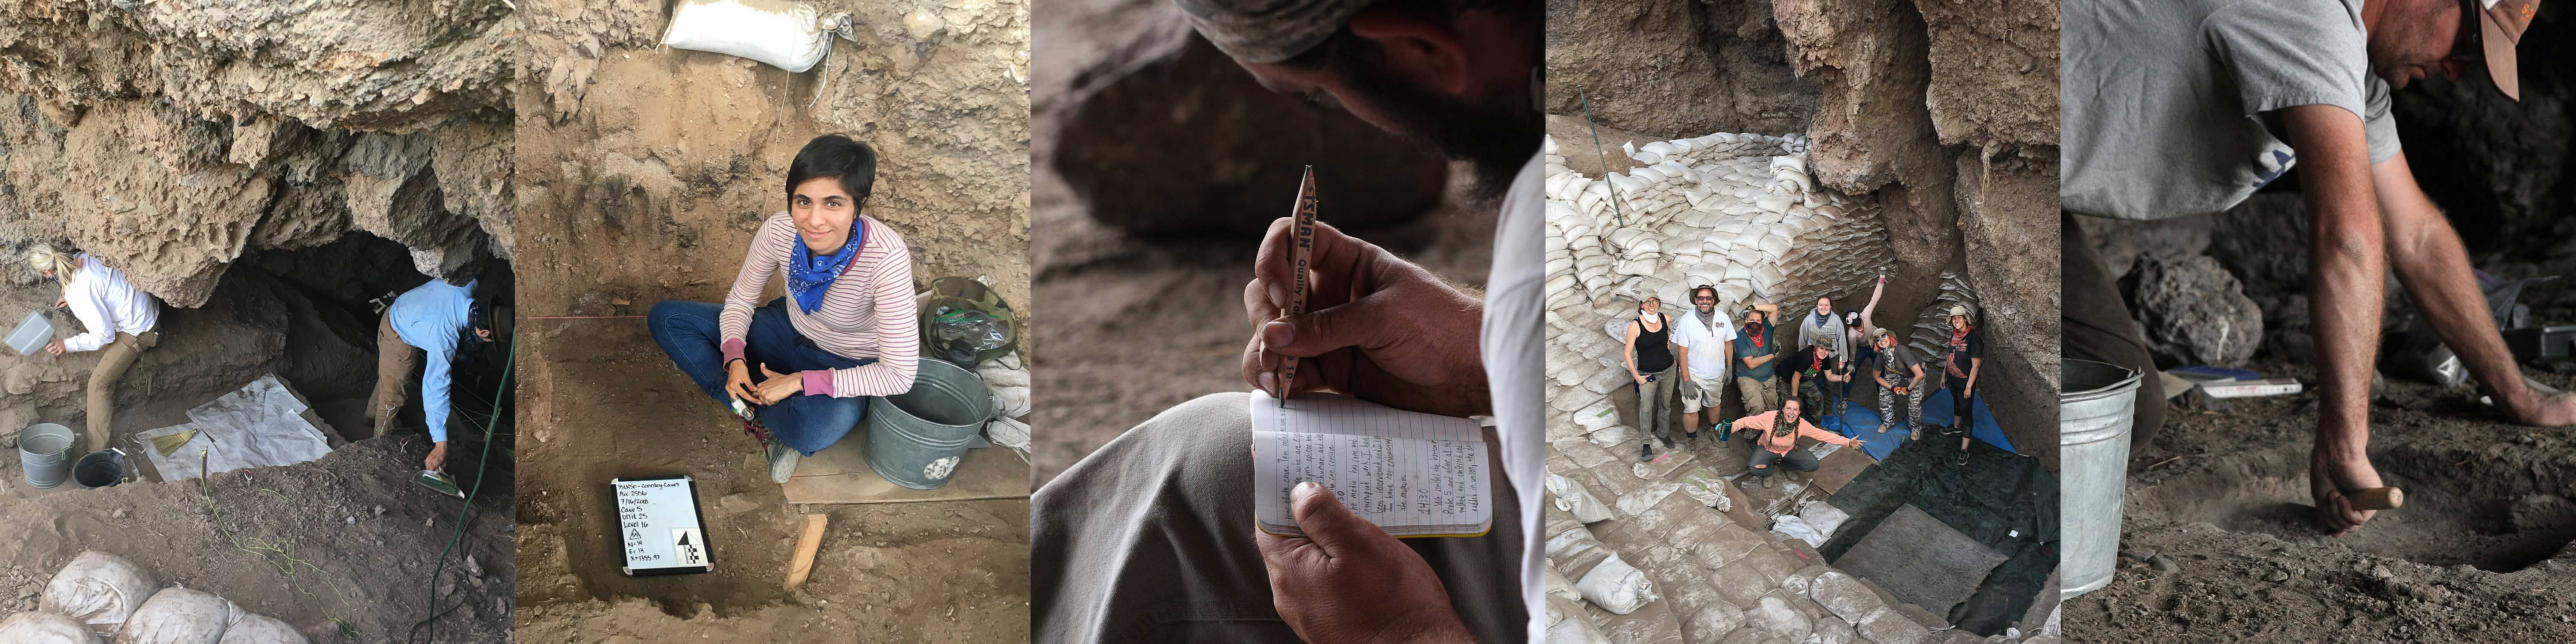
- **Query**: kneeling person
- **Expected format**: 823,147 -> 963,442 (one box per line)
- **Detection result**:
1736,398 -> 1863,489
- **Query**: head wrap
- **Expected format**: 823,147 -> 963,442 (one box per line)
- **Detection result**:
1171,0 -> 1379,64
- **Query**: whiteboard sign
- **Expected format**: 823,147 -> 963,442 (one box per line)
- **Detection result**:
614,475 -> 714,576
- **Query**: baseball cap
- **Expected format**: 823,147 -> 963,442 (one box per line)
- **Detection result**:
2472,0 -> 2540,100
1872,327 -> 1894,339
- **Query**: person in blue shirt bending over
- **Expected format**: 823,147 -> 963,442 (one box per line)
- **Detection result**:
369,270 -> 510,473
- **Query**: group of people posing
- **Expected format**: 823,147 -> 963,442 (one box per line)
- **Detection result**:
1619,276 -> 1988,487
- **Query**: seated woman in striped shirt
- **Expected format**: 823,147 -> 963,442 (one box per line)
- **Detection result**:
27,246 -> 161,457
648,134 -> 920,483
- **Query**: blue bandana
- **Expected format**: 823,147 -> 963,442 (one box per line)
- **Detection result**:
785,221 -> 866,314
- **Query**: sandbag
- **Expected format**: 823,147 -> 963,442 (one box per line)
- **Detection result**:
989,384 -> 1031,419
114,588 -> 241,644
1798,500 -> 1850,538
42,551 -> 160,637
1572,554 -> 1657,614
661,0 -> 839,73
1771,515 -> 1829,548
0,611 -> 104,644
984,416 -> 1031,453
974,365 -> 1030,389
215,613 -> 305,644
1546,474 -> 1613,523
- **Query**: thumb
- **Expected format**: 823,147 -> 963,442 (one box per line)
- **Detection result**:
1262,294 -> 1398,358
1288,481 -> 1385,558
760,365 -> 786,378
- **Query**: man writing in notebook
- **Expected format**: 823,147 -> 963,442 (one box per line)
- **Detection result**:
1031,0 -> 1545,641
1735,398 -> 1865,490
2063,0 -> 2559,533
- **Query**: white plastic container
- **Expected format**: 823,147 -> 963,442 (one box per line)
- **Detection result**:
9,310 -> 54,356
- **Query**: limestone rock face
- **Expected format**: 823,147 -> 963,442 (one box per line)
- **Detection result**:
0,1 -> 514,307
1544,0 -> 1819,137
2124,253 -> 2263,368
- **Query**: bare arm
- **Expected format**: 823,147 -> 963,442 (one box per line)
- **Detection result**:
1677,340 -> 1691,381
2284,103 -> 2390,534
1859,275 -> 1885,330
2373,153 -> 2576,426
1622,321 -> 1643,382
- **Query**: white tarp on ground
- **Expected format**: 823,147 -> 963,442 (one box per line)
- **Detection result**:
136,374 -> 334,481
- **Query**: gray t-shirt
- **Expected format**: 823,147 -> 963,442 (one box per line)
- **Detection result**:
2062,0 -> 2402,220
1796,310 -> 1849,360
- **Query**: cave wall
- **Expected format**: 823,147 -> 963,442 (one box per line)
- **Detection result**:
516,0 -> 1031,320
0,0 -> 514,308
1549,0 -> 2062,465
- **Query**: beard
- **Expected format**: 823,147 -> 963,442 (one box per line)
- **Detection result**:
1336,62 -> 1540,207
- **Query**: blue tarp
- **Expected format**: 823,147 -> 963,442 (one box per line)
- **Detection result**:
1812,386 -> 2013,459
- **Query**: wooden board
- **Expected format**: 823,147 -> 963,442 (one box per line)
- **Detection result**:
782,441 -> 1029,505
1807,444 -> 1874,495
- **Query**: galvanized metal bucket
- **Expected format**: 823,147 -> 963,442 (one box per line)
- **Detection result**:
864,358 -> 994,490
73,449 -> 128,489
2061,358 -> 2143,598
17,422 -> 75,489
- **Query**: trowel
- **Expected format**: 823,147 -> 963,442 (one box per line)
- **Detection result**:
415,469 -> 466,500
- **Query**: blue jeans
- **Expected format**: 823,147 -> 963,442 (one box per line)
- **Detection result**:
649,298 -> 874,456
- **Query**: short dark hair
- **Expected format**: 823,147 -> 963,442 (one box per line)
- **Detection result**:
787,134 -> 878,202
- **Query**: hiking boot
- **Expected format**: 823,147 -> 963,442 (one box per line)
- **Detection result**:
1659,434 -> 1676,449
1640,442 -> 1654,460
1876,423 -> 1890,434
1759,475 -> 1774,489
766,442 -> 802,483
1954,450 -> 1971,466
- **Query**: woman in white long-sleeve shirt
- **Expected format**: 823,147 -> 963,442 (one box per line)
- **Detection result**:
27,246 -> 161,455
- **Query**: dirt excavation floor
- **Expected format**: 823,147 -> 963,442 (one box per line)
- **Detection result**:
510,319 -> 1033,642
2069,360 -> 2576,640
0,439 -> 515,642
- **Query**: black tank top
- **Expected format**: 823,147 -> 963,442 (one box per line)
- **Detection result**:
1634,313 -> 1675,373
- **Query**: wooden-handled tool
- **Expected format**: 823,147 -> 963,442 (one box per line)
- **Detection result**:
784,513 -> 829,590
2348,486 -> 2404,510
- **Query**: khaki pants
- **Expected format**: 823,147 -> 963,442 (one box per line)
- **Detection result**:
1032,392 -> 1525,643
85,331 -> 158,453
368,314 -> 420,437
1736,376 -> 1778,415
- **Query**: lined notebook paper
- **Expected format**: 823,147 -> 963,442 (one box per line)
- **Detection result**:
1251,392 -> 1492,538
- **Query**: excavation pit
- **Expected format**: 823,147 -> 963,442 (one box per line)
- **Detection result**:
2126,440 -> 2576,574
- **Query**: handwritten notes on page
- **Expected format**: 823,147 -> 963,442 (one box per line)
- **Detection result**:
1251,392 -> 1492,538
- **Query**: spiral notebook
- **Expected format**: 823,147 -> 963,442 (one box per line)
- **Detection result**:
1250,392 -> 1493,538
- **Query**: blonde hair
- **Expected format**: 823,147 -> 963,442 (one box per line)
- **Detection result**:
25,245 -> 79,288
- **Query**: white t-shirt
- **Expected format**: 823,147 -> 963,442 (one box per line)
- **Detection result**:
1674,306 -> 1736,380
61,254 -> 159,352
1483,152 -> 1546,644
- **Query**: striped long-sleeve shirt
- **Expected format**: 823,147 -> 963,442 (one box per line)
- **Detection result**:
717,213 -> 920,398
